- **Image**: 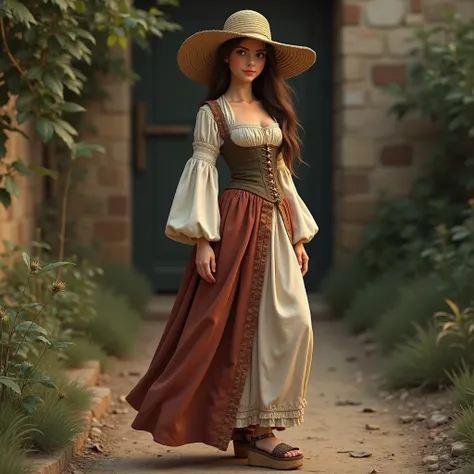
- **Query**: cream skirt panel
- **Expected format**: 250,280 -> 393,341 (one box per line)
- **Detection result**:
235,207 -> 314,429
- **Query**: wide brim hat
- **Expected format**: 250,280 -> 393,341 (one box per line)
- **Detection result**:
177,10 -> 317,84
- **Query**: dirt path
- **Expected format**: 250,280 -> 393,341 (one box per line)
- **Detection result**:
68,319 -> 428,474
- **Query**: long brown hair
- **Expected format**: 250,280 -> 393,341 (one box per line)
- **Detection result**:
202,37 -> 303,174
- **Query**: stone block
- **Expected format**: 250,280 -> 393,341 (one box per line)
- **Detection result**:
98,165 -> 119,187
405,13 -> 424,25
342,57 -> 365,81
388,29 -> 415,56
110,140 -> 131,164
411,0 -> 422,13
458,1 -> 474,18
372,64 -> 406,86
341,135 -> 378,167
343,109 -> 397,139
339,224 -> 363,249
342,28 -> 384,56
93,220 -> 128,242
340,196 -> 376,224
424,1 -> 456,22
89,113 -> 130,140
401,116 -> 440,140
342,4 -> 362,25
108,195 -> 129,216
380,144 -> 414,166
369,87 -> 398,108
366,0 -> 406,27
344,89 -> 366,108
370,167 -> 417,195
340,169 -> 371,195
103,81 -> 130,114
99,242 -> 131,263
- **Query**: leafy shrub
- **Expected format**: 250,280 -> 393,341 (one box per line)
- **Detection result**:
319,256 -> 372,318
87,288 -> 141,358
374,276 -> 446,352
62,338 -> 109,370
0,416 -> 35,474
449,362 -> 474,409
343,271 -> 405,334
383,324 -> 466,389
454,404 -> 474,460
99,261 -> 153,312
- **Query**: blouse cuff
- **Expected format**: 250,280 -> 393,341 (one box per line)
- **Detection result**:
165,157 -> 221,245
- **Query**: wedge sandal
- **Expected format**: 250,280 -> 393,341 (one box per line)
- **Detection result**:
247,433 -> 304,470
232,428 -> 253,458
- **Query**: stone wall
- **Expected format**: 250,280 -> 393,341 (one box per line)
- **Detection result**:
69,46 -> 132,264
0,98 -> 40,254
335,0 -> 474,253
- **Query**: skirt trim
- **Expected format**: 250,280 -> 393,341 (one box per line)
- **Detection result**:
217,198 -> 274,449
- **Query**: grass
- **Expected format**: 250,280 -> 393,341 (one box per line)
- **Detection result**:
383,324 -> 466,389
343,271 -> 404,334
319,256 -> 372,318
62,337 -> 110,371
449,362 -> 474,409
374,275 -> 446,353
88,288 -> 141,358
0,416 -> 35,474
99,260 -> 153,312
454,404 -> 474,460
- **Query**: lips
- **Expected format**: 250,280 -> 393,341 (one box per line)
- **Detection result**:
243,70 -> 256,74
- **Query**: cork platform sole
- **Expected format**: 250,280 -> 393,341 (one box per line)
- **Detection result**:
247,447 -> 304,470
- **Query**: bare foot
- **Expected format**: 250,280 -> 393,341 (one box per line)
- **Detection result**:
253,429 -> 302,457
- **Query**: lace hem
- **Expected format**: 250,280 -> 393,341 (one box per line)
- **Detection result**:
234,400 -> 306,429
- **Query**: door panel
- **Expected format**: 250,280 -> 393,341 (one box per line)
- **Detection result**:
132,0 -> 334,292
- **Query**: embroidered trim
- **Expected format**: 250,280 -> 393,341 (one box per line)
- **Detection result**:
216,200 -> 274,450
234,401 -> 306,429
205,100 -> 230,139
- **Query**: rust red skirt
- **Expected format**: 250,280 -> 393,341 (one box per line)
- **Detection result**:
126,189 -> 293,451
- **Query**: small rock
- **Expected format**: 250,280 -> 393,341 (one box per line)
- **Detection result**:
427,414 -> 448,430
432,438 -> 444,445
366,424 -> 380,431
349,451 -> 372,458
429,432 -> 438,440
346,356 -> 358,362
363,408 -> 377,413
427,464 -> 439,472
89,443 -> 104,453
118,395 -> 127,403
364,343 -> 377,355
91,427 -> 102,436
423,455 -> 439,465
416,413 -> 427,421
440,454 -> 450,461
336,399 -> 362,406
385,394 -> 395,401
128,370 -> 141,376
451,441 -> 468,457
400,391 -> 409,401
399,415 -> 414,424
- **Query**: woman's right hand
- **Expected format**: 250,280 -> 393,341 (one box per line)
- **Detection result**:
195,238 -> 216,283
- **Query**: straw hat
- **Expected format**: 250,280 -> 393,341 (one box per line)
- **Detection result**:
177,10 -> 317,84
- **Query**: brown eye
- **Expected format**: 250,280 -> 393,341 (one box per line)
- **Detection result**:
235,49 -> 246,56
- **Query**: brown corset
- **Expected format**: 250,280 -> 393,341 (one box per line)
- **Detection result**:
205,100 -> 284,204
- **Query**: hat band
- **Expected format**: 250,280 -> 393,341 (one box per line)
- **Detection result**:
224,30 -> 272,42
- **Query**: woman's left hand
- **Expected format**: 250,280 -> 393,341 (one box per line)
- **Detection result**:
294,241 -> 309,277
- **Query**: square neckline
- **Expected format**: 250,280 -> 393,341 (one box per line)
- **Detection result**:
220,95 -> 279,130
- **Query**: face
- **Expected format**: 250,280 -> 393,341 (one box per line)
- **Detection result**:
225,38 -> 267,83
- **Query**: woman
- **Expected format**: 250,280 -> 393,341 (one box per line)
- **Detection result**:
126,9 -> 319,471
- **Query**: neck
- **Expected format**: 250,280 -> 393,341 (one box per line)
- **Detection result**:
225,79 -> 255,102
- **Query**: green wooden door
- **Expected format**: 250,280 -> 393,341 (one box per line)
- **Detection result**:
132,0 -> 334,293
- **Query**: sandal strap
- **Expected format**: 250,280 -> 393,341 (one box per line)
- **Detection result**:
251,433 -> 275,443
271,442 -> 300,458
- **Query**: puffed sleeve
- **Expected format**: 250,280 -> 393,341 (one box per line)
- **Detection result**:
277,155 -> 319,244
165,106 -> 223,245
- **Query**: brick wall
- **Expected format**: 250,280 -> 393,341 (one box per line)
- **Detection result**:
0,98 -> 40,254
334,0 -> 474,253
69,46 -> 132,264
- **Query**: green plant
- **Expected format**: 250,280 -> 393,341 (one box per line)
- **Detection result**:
0,252 -> 76,414
454,404 -> 474,460
88,288 -> 141,358
0,0 -> 180,209
383,324 -> 466,389
343,271 -> 404,334
62,338 -> 109,370
0,416 -> 35,474
319,256 -> 372,317
374,275 -> 446,352
99,260 -> 153,312
449,362 -> 474,408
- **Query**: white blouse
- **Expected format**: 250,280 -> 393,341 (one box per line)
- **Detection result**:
165,96 -> 319,246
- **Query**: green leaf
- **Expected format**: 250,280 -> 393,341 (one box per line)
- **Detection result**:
44,73 -> 64,97
0,376 -> 21,395
36,335 -> 51,346
15,321 -> 48,336
36,117 -> 54,143
107,35 -> 117,47
22,251 -> 31,270
39,378 -> 58,390
5,0 -> 36,26
23,302 -> 44,310
28,164 -> 58,179
35,261 -> 74,275
72,142 -> 105,159
22,394 -> 43,414
11,160 -> 31,175
61,102 -> 86,113
118,36 -> 127,48
0,189 -> 12,209
50,341 -> 74,350
51,121 -> 74,148
5,175 -> 20,197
